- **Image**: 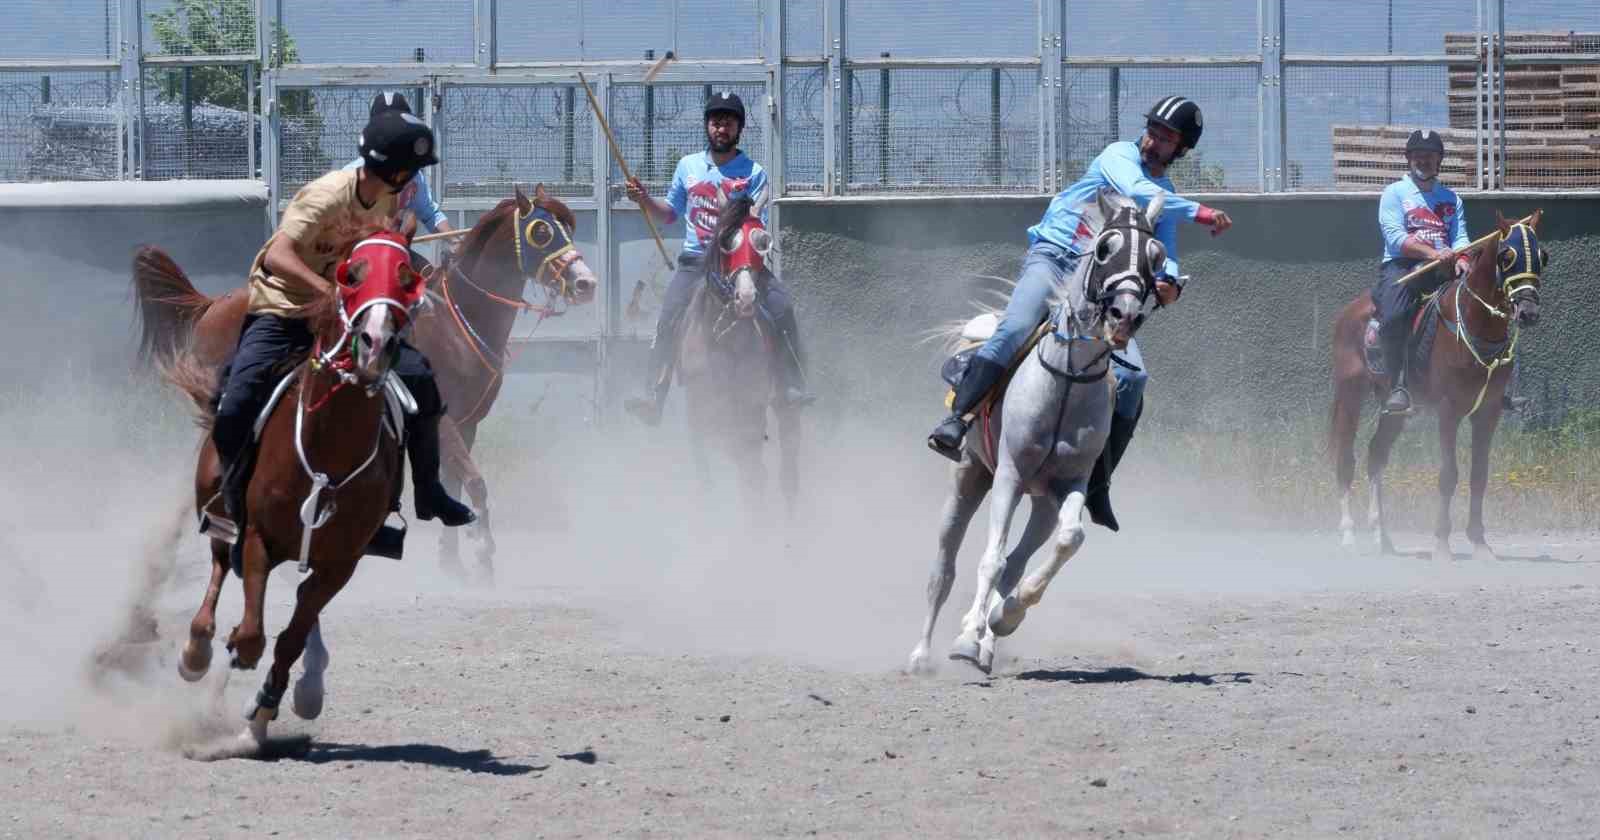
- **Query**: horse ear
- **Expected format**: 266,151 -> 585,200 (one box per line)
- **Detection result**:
514,184 -> 532,214
1144,191 -> 1165,228
534,183 -> 549,203
1529,207 -> 1543,232
1096,187 -> 1116,221
1495,210 -> 1510,237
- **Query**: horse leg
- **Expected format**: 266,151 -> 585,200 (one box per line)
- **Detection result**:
179,538 -> 230,682
244,560 -> 358,744
776,405 -> 801,518
442,418 -> 494,584
291,620 -> 329,720
907,453 -> 993,676
979,495 -> 1061,668
991,489 -> 1081,637
225,528 -> 271,670
1365,413 -> 1407,555
1433,405 -> 1462,563
950,468 -> 1023,673
1467,408 -> 1503,562
1331,378 -> 1365,547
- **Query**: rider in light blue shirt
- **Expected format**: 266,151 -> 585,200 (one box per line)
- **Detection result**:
621,91 -> 811,426
927,95 -> 1234,532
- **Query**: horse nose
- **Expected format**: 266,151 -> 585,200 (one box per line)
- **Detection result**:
567,259 -> 598,297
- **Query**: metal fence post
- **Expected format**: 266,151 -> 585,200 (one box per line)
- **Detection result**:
763,0 -> 784,273
823,0 -> 843,195
1259,0 -> 1285,191
1040,0 -> 1061,191
475,0 -> 496,71
1492,0 -> 1505,190
118,0 -> 144,179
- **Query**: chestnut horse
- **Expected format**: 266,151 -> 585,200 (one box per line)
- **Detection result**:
1329,211 -> 1547,561
167,214 -> 430,746
133,185 -> 596,582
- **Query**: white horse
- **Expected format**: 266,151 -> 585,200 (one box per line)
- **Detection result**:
909,189 -> 1166,675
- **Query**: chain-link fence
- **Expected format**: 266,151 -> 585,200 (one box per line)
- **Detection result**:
4,0 -> 1594,195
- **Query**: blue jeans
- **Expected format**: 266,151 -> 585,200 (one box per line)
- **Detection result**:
974,240 -> 1146,420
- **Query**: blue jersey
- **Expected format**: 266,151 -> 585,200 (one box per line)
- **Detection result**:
664,151 -> 769,257
1379,177 -> 1467,264
1027,140 -> 1200,278
341,158 -> 449,233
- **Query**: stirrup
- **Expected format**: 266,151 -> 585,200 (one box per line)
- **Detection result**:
1381,388 -> 1414,416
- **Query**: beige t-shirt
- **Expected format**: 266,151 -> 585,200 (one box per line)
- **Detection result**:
247,168 -> 398,316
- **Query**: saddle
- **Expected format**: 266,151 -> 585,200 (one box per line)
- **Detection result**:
940,313 -> 1052,410
1363,294 -> 1443,386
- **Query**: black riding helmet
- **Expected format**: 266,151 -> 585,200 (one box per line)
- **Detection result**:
1144,95 -> 1203,156
704,91 -> 746,128
359,92 -> 439,176
1405,128 -> 1445,157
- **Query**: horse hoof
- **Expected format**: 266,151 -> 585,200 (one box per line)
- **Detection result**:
1472,544 -> 1499,563
240,708 -> 273,746
178,640 -> 213,682
977,638 -> 995,673
947,636 -> 989,674
987,596 -> 1028,638
905,649 -> 936,677
291,674 -> 325,721
1339,530 -> 1355,549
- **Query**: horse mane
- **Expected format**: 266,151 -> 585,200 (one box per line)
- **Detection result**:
929,191 -> 1142,351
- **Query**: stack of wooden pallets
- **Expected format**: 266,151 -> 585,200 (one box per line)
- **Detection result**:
1330,31 -> 1599,189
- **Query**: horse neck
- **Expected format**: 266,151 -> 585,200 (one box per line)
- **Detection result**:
295,361 -> 390,472
1455,259 -> 1510,342
450,228 -> 524,345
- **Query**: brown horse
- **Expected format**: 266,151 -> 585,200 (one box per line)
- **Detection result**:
133,185 -> 595,582
676,191 -> 801,513
167,214 -> 430,745
1329,211 -> 1547,561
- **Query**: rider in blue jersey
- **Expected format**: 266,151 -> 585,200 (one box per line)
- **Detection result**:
1372,129 -> 1468,414
621,91 -> 813,426
927,96 -> 1234,531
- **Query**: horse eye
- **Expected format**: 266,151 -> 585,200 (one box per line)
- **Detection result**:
1096,232 -> 1122,263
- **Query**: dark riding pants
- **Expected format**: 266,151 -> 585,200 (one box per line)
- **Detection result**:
1372,258 -> 1449,382
213,314 -> 314,464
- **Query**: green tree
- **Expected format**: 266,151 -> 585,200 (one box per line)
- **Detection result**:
147,0 -> 301,113
1168,150 -> 1227,191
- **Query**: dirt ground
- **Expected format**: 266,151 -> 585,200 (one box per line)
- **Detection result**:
5,506 -> 1599,840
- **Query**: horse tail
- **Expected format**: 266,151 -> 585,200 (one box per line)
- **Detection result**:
131,245 -> 213,364
158,349 -> 220,430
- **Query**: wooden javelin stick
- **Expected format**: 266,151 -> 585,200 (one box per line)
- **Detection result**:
577,71 -> 675,272
414,228 -> 471,245
1398,211 -> 1538,285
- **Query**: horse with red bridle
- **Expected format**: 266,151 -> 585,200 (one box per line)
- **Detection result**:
1329,211 -> 1547,561
134,185 -> 595,582
166,213 -> 431,745
674,189 -> 802,513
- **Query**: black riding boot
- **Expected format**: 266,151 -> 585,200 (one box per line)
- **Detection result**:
407,413 -> 476,526
773,309 -> 816,408
624,321 -> 682,427
927,356 -> 1008,462
1381,327 -> 1412,414
1085,401 -> 1141,532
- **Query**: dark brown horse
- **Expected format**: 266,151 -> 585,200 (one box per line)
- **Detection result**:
167,214 -> 430,746
1329,211 -> 1547,561
676,191 -> 801,513
133,185 -> 595,582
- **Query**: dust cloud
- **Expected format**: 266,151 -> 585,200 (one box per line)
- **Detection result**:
3,211 -> 1590,751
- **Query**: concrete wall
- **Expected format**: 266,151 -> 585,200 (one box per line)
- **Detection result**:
0,181 -> 269,388
776,193 -> 1600,432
